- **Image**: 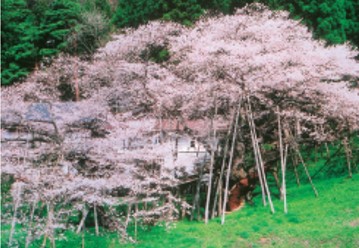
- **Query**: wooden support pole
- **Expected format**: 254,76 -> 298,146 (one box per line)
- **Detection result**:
76,207 -> 89,234
191,153 -> 206,221
244,101 -> 266,206
48,203 -> 56,248
125,204 -> 131,230
205,96 -> 218,224
212,112 -> 234,218
9,183 -> 22,247
94,204 -> 99,236
25,197 -> 38,248
135,203 -> 138,241
325,143 -> 330,160
283,144 -> 288,213
293,143 -> 319,197
291,153 -> 301,186
342,137 -> 353,178
210,177 -> 219,218
277,106 -> 287,213
247,101 -> 275,213
221,100 -> 242,225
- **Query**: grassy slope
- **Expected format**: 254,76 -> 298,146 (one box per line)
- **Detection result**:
11,174 -> 356,248
124,175 -> 359,248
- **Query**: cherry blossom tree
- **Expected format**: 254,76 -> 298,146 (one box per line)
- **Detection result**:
1,3 -> 358,246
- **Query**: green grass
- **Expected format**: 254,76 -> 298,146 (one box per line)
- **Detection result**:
2,140 -> 359,248
3,174 -> 355,248
119,174 -> 359,248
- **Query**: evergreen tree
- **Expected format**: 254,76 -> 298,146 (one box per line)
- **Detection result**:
1,0 -> 38,85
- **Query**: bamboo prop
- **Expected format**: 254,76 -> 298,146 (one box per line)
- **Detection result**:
135,203 -> 138,241
41,203 -> 56,248
283,144 -> 289,214
291,140 -> 319,197
210,177 -> 220,219
314,145 -> 318,163
191,153 -> 207,221
9,183 -> 23,247
342,137 -> 353,178
221,100 -> 242,225
312,144 -> 343,179
48,203 -> 56,248
124,204 -> 131,230
291,153 -> 301,186
247,99 -> 275,214
277,106 -> 288,213
205,96 -> 218,224
25,196 -> 39,248
94,204 -> 99,236
245,106 -> 266,206
76,207 -> 89,234
211,109 -> 235,218
278,106 -> 285,200
325,143 -> 330,160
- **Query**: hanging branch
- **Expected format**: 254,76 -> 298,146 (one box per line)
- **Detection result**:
205,95 -> 218,224
221,99 -> 242,225
247,97 -> 275,213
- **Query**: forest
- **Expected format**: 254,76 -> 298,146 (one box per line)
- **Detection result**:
1,0 -> 359,85
1,1 -> 359,248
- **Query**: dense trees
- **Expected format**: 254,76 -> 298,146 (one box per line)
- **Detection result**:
1,0 -> 38,85
2,0 -> 359,85
263,0 -> 359,46
1,0 -> 112,85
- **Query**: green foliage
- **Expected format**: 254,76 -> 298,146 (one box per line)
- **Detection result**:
70,11 -> 110,55
2,0 -> 358,85
1,0 -> 38,85
112,0 -> 165,27
1,0 -> 113,85
140,44 -> 170,63
260,0 -> 359,47
113,0 -> 203,27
